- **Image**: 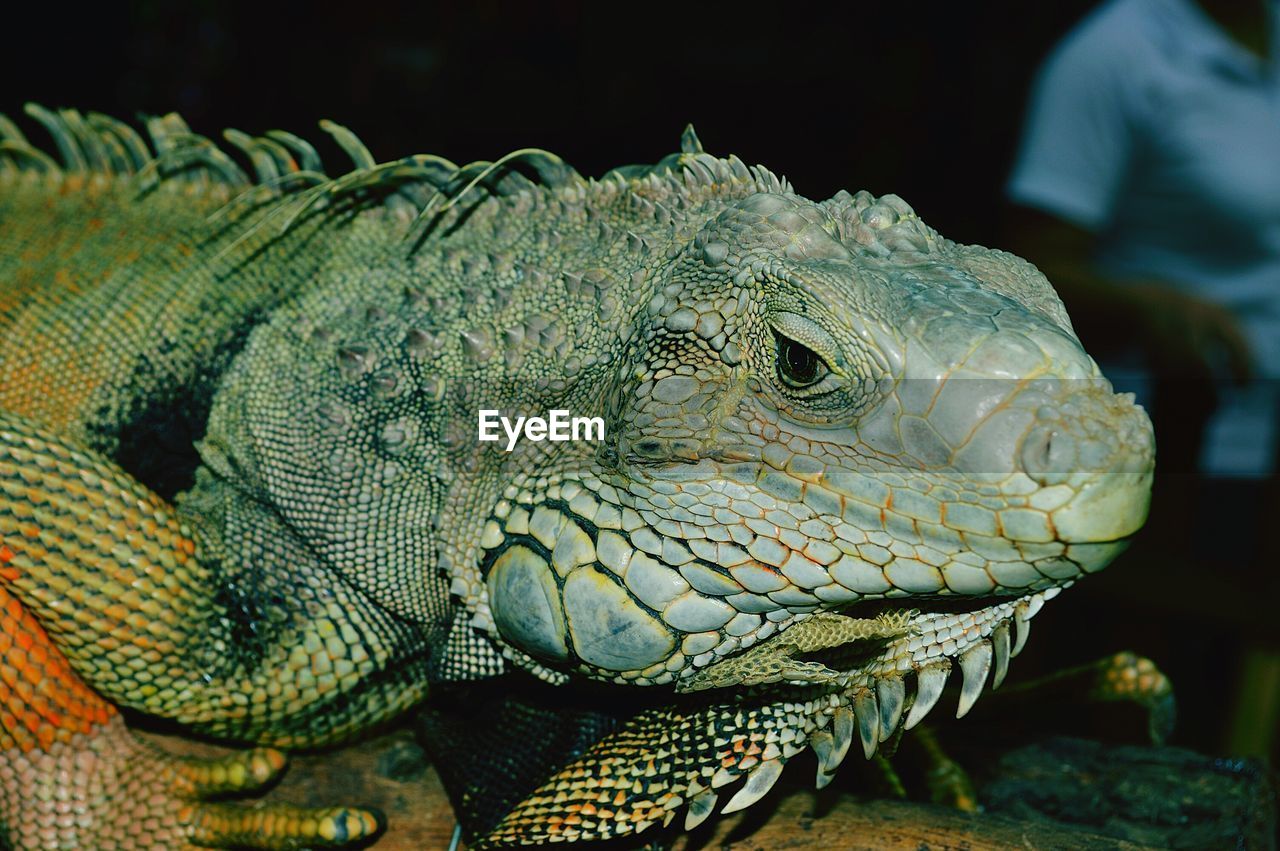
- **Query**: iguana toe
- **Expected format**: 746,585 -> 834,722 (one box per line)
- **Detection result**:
1,714 -> 381,850
188,803 -> 382,850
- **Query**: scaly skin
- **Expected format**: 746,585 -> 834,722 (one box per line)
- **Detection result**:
0,108 -> 1154,848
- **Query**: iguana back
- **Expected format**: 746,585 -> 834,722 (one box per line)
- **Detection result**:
0,111 -> 372,497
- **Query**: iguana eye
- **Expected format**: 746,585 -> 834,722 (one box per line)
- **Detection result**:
775,331 -> 829,388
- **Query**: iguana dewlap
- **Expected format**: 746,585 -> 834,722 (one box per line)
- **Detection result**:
0,106 -> 1154,849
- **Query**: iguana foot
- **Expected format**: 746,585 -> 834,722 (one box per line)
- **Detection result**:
1085,651 -> 1176,744
958,649 -> 1176,745
0,714 -> 381,850
909,725 -> 980,812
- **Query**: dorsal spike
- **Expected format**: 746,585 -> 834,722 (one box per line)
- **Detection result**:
224,152 -> 463,257
265,129 -> 323,174
57,109 -> 110,173
250,135 -> 299,177
87,112 -> 152,173
83,113 -> 142,174
406,148 -> 574,241
223,129 -> 283,185
0,113 -> 29,146
725,153 -> 751,181
508,149 -> 580,189
24,103 -> 87,172
683,156 -> 716,186
6,107 -> 593,253
454,149 -> 577,202
87,123 -> 133,173
145,112 -> 194,155
681,123 -> 704,155
0,112 -> 59,175
318,119 -> 376,171
204,171 -> 327,226
132,128 -> 250,196
0,140 -> 60,174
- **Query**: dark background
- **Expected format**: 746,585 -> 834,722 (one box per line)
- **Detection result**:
5,1 -> 1275,763
2,2 -> 1096,247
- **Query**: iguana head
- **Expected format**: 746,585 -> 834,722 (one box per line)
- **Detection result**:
477,150 -> 1152,816
485,177 -> 1152,685
465,148 -> 1155,842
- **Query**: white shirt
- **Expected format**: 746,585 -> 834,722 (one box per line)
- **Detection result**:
1007,0 -> 1280,477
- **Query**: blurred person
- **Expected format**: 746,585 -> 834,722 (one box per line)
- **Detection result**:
1004,0 -> 1280,760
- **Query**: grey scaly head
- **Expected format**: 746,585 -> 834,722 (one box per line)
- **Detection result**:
453,130 -> 1154,841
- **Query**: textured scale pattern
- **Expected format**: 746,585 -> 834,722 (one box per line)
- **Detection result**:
0,106 -> 1154,848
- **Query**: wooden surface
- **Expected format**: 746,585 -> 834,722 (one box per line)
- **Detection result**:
670,792 -> 1153,851
144,728 -> 1212,850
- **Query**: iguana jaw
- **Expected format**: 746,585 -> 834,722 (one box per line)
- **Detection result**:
676,584 -> 1066,747
475,426 -> 1147,691
694,588 -> 1066,821
480,585 -> 1068,846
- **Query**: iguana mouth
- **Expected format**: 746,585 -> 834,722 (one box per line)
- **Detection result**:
676,585 -> 1065,762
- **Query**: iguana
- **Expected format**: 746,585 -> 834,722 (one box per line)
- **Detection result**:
0,105 -> 1155,849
